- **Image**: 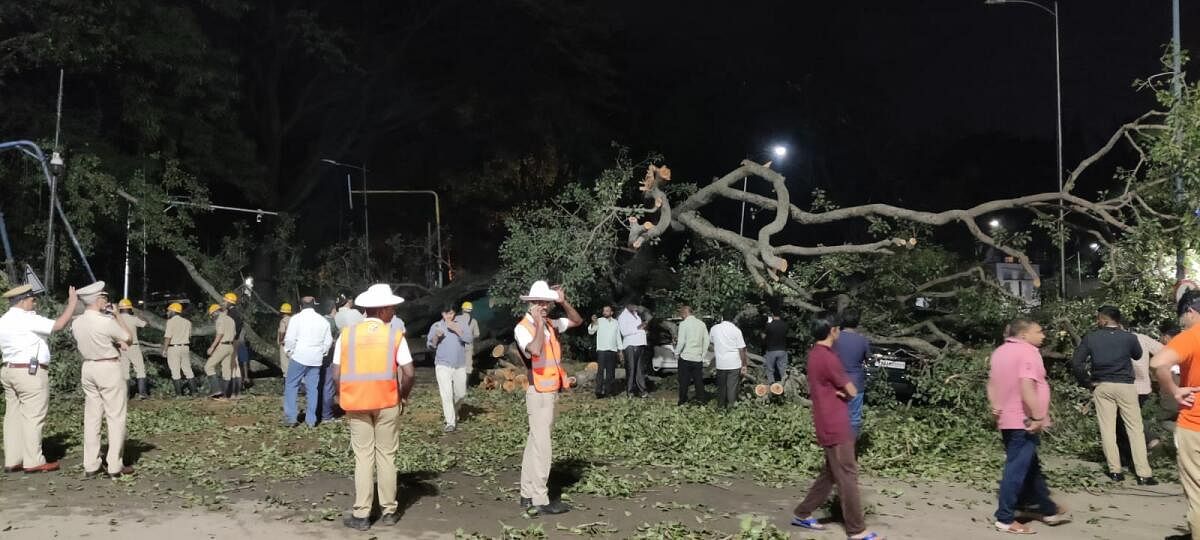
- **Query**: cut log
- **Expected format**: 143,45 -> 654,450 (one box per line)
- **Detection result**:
754,384 -> 768,397
770,383 -> 784,395
585,362 -> 598,372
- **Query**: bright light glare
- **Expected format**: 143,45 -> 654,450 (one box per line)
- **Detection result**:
244,277 -> 254,288
988,219 -> 1001,229
1089,242 -> 1100,251
771,145 -> 788,158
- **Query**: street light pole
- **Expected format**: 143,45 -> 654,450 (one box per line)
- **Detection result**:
985,0 -> 1066,298
320,159 -> 370,267
351,189 -> 444,288
1173,0 -> 1185,280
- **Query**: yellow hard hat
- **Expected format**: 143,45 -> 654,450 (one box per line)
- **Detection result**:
207,303 -> 221,315
167,302 -> 183,314
461,301 -> 473,312
118,298 -> 134,309
280,303 -> 293,314
223,292 -> 238,304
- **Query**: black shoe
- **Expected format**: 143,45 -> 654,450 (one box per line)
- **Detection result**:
172,379 -> 184,397
519,497 -> 532,509
1106,472 -> 1125,482
533,500 -> 570,515
1136,476 -> 1159,486
136,378 -> 148,400
379,512 -> 401,526
342,515 -> 371,531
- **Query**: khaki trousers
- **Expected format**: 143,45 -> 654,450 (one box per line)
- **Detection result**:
1,366 -> 49,468
279,345 -> 290,377
1093,382 -> 1152,477
81,361 -> 127,475
167,347 -> 194,380
464,344 -> 474,374
1178,427 -> 1200,539
204,344 -> 234,378
520,387 -> 558,506
121,344 -> 146,379
348,405 -> 400,519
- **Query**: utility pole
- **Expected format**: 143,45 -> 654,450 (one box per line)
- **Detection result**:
1174,0 -> 1186,280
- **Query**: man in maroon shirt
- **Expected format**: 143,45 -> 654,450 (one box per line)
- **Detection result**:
790,313 -> 883,540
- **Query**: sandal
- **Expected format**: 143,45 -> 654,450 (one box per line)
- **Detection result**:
1040,504 -> 1070,526
790,516 -> 825,530
849,533 -> 885,540
994,521 -> 1036,534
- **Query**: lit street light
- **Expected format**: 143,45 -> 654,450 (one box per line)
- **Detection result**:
989,219 -> 1002,229
984,0 -> 1067,298
1088,242 -> 1100,251
772,145 -> 788,159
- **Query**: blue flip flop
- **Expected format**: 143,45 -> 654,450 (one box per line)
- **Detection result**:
790,516 -> 825,530
849,533 -> 883,540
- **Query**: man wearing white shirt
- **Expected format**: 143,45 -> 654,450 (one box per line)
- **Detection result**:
709,309 -> 748,408
587,305 -> 622,398
283,297 -> 334,427
333,284 -> 415,531
618,303 -> 651,397
0,284 -> 78,473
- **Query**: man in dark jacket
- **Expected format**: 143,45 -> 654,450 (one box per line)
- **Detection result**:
1072,305 -> 1156,484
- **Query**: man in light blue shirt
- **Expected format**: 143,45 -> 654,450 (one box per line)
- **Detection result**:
673,305 -> 709,405
427,305 -> 473,431
587,305 -> 623,398
282,297 -> 333,427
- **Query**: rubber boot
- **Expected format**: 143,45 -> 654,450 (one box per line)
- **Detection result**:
187,378 -> 197,396
172,379 -> 184,397
208,375 -> 224,398
136,378 -> 148,400
223,379 -> 235,399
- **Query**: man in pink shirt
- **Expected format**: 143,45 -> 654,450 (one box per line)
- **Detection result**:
986,318 -> 1070,534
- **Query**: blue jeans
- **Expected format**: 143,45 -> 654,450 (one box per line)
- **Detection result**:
848,393 -> 864,437
995,429 -> 1058,524
282,364 -> 321,426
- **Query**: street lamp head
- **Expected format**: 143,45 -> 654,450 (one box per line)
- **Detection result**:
320,158 -> 338,165
1088,242 -> 1100,251
771,145 -> 788,159
984,0 -> 1008,5
988,219 -> 1001,229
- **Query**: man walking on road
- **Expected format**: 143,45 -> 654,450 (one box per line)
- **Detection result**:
333,284 -> 414,531
618,302 -> 650,397
790,313 -> 883,540
514,281 -> 582,516
72,281 -> 135,478
988,318 -> 1070,534
161,302 -> 195,397
282,297 -> 332,427
1072,305 -> 1155,484
427,305 -> 473,432
116,298 -> 149,400
1,284 -> 78,473
709,309 -> 747,408
587,305 -> 622,398
673,305 -> 708,405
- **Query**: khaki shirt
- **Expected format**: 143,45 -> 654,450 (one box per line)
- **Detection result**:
118,313 -> 147,345
278,315 -> 291,343
71,310 -> 130,360
213,313 -> 236,345
164,315 -> 192,345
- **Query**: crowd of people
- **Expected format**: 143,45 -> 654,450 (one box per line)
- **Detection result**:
7,275 -> 1200,539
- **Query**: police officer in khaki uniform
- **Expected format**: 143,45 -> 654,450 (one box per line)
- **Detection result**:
1,284 -> 78,473
204,303 -> 238,399
116,298 -> 149,400
278,303 -> 293,377
71,281 -> 135,478
161,302 -> 196,397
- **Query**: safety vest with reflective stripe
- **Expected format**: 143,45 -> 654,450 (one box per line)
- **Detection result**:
518,317 -> 570,393
337,320 -> 401,411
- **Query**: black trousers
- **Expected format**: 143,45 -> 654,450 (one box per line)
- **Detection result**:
596,351 -> 618,397
677,360 -> 706,404
624,345 -> 647,395
715,368 -> 740,408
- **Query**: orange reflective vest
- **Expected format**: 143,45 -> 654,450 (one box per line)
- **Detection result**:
338,320 -> 401,411
518,317 -> 570,393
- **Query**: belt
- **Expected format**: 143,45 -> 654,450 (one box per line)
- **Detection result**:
5,363 -> 48,369
85,358 -> 120,362
169,344 -> 190,347
219,341 -> 232,345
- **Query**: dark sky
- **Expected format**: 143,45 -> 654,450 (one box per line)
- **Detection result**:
299,0 -> 1197,272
